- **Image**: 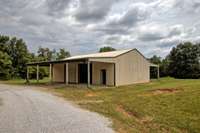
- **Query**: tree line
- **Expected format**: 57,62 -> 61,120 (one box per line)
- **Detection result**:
150,42 -> 200,79
0,35 -> 199,80
0,35 -> 70,80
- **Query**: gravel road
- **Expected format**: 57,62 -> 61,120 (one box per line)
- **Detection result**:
0,84 -> 114,133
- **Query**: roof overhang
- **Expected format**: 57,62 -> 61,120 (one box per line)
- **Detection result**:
27,59 -> 88,66
89,57 -> 116,63
27,57 -> 116,66
150,63 -> 159,67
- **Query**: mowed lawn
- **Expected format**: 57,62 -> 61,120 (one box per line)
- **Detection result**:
0,77 -> 50,85
1,77 -> 200,133
50,78 -> 200,133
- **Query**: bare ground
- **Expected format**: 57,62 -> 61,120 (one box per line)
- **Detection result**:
0,84 -> 114,133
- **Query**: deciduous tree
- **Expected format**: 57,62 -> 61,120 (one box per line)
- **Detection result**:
56,48 -> 70,60
168,42 -> 200,78
99,46 -> 116,52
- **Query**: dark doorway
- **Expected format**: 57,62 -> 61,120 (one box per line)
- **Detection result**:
78,64 -> 87,83
64,64 -> 66,83
78,63 -> 92,84
101,69 -> 106,85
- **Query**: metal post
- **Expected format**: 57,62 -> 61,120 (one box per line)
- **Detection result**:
37,64 -> 39,83
87,61 -> 90,87
26,66 -> 29,83
65,63 -> 68,85
49,64 -> 52,83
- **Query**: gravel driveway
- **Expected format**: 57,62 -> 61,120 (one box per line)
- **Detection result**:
0,84 -> 114,133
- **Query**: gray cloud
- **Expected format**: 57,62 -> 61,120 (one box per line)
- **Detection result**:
46,0 -> 72,17
109,4 -> 150,27
0,0 -> 29,15
19,12 -> 52,26
85,1 -> 154,37
74,0 -> 116,23
137,24 -> 185,42
174,0 -> 200,13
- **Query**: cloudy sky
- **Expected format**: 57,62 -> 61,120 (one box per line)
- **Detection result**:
0,0 -> 200,57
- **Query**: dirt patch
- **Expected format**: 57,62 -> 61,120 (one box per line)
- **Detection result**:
52,92 -> 65,97
117,128 -> 127,133
140,116 -> 153,124
116,105 -> 153,124
151,88 -> 181,95
85,92 -> 97,97
139,88 -> 182,97
116,105 -> 134,118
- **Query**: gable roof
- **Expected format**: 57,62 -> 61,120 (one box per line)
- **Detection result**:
63,49 -> 133,61
27,48 -> 150,66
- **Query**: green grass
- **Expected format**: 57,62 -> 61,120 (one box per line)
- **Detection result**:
0,77 -> 50,85
0,98 -> 2,106
1,77 -> 200,133
51,77 -> 200,133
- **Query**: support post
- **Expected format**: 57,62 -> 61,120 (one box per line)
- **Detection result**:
157,65 -> 160,79
37,64 -> 39,83
26,66 -> 29,83
49,64 -> 52,83
65,63 -> 68,85
87,61 -> 90,87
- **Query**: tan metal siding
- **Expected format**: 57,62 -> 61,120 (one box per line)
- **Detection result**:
92,62 -> 114,86
89,58 -> 116,63
115,50 -> 149,86
53,64 -> 64,82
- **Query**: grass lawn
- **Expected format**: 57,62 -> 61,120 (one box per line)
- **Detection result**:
0,98 -> 2,106
0,77 -> 50,85
1,77 -> 200,133
50,77 -> 200,133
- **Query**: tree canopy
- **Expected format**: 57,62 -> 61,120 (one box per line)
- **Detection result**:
0,35 -> 31,79
168,42 -> 200,78
0,35 -> 71,80
37,47 -> 55,61
150,42 -> 200,79
56,48 -> 70,60
0,36 -> 12,79
37,47 -> 70,61
99,46 -> 116,53
0,51 -> 12,79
